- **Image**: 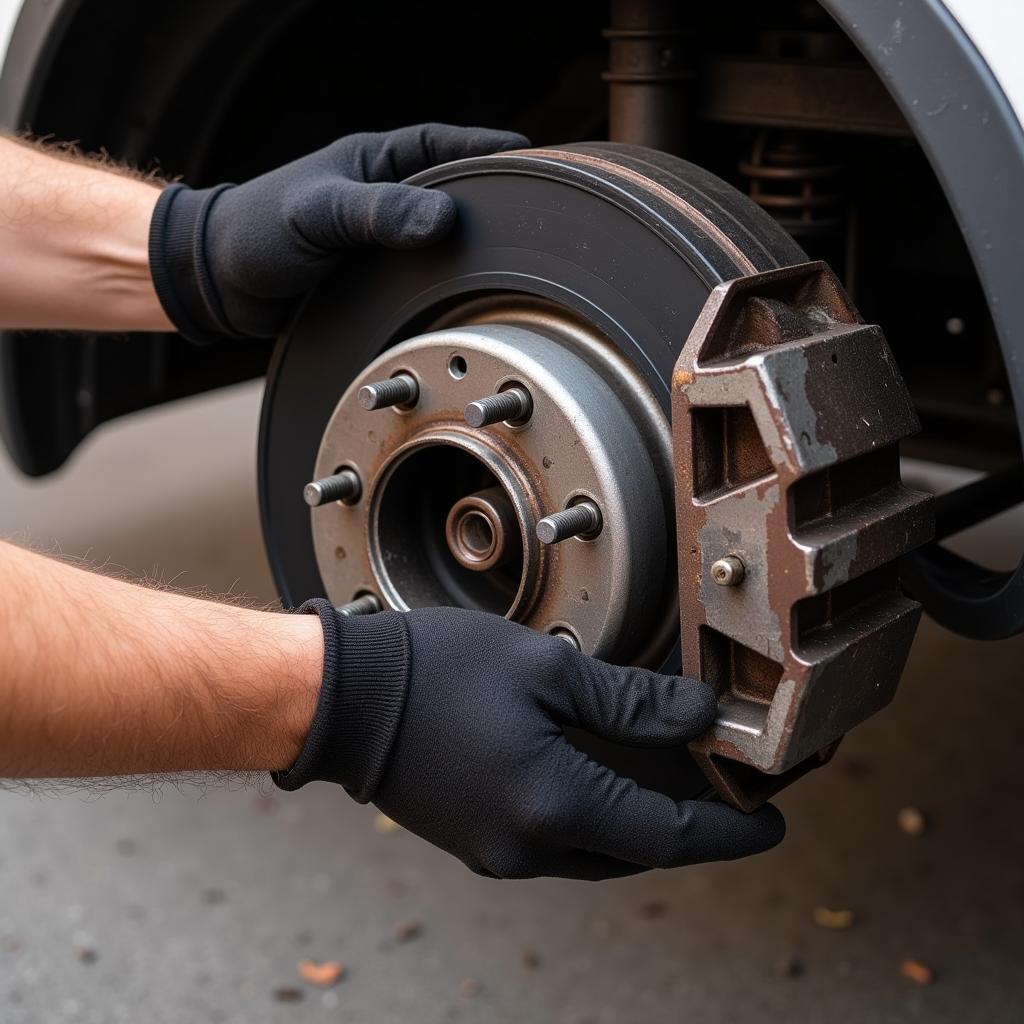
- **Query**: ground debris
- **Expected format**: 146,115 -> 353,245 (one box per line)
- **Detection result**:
460,978 -> 482,998
252,794 -> 278,815
374,814 -> 403,835
392,918 -> 422,943
297,959 -> 345,987
897,806 -> 928,837
638,900 -> 669,919
812,906 -> 855,930
201,888 -> 227,906
839,757 -> 872,780
900,959 -> 934,985
521,948 -> 542,970
776,955 -> 805,978
273,986 -> 305,1003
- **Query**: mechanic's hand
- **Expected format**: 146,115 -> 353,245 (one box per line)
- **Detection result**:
274,601 -> 785,880
148,123 -> 529,342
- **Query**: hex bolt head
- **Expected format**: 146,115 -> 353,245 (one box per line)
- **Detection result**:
358,373 -> 419,411
464,386 -> 532,428
711,554 -> 746,587
336,594 -> 382,617
536,500 -> 602,545
303,468 -> 362,507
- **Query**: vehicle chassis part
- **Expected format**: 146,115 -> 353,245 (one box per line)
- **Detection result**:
673,262 -> 934,810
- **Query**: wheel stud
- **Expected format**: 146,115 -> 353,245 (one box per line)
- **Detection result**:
464,386 -> 532,428
358,373 -> 419,411
536,500 -> 602,544
336,594 -> 381,617
550,627 -> 581,650
303,468 -> 361,507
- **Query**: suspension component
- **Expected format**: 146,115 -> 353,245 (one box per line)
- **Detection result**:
604,0 -> 693,153
739,131 -> 843,241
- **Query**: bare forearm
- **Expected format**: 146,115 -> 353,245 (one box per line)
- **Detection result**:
0,540 -> 322,778
0,136 -> 173,332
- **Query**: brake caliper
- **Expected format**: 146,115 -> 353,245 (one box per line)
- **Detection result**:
673,262 -> 934,811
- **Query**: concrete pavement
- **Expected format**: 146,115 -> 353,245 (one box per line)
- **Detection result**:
1,382 -> 1022,1023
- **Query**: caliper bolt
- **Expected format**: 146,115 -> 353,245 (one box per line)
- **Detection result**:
303,468 -> 361,507
711,554 -> 746,587
536,500 -> 602,545
358,372 -> 419,411
336,594 -> 382,617
464,386 -> 532,428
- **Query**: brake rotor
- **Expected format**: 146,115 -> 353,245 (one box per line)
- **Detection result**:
259,142 -> 805,674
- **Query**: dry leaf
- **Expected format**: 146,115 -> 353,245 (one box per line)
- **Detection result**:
812,906 -> 855,930
900,959 -> 934,985
521,948 -> 542,970
638,900 -> 668,919
392,919 -> 422,943
897,806 -> 928,837
297,960 -> 345,987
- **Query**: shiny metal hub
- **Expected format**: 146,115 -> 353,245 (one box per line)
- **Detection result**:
309,315 -> 674,665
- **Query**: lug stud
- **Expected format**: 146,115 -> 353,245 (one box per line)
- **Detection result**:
336,594 -> 382,617
358,372 -> 419,411
303,468 -> 361,507
550,627 -> 581,650
464,386 -> 532,428
711,554 -> 745,587
536,500 -> 602,545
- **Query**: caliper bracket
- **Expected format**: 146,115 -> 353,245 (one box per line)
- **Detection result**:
672,262 -> 934,811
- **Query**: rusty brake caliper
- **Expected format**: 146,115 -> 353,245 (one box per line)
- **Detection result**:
673,262 -> 934,811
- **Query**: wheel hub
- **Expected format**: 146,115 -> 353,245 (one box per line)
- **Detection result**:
310,313 -> 674,665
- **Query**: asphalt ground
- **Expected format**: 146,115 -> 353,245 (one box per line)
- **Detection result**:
1,381 -> 1022,1023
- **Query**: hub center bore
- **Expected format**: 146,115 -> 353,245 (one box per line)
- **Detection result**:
369,431 -> 538,619
446,486 -> 519,572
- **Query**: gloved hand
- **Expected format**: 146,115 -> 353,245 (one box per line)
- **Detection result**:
148,123 -> 529,342
274,601 -> 785,880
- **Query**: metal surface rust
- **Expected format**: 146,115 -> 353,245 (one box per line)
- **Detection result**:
310,306 -> 677,668
673,261 -> 934,811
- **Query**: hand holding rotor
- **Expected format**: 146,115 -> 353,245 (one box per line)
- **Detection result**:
148,123 -> 529,342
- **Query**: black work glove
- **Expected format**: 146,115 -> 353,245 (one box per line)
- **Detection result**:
274,601 -> 785,880
148,123 -> 529,343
